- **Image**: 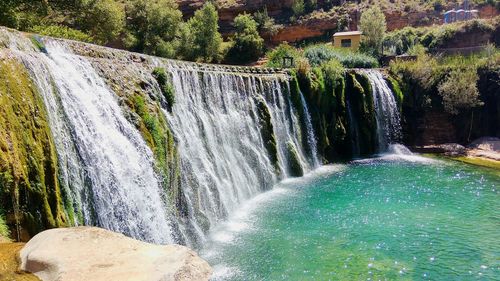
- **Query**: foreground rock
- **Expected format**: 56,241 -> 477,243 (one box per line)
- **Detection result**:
19,227 -> 212,281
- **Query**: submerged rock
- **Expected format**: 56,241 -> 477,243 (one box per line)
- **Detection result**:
19,227 -> 212,281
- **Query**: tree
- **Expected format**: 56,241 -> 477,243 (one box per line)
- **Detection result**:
187,2 -> 223,62
226,13 -> 264,64
360,6 -> 387,56
124,0 -> 183,58
253,7 -> 279,36
438,68 -> 483,114
79,0 -> 125,44
291,0 -> 305,21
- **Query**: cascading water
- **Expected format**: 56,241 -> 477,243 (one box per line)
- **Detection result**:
2,29 -> 319,246
299,91 -> 320,167
160,61 -> 316,245
362,69 -> 402,152
15,40 -> 174,244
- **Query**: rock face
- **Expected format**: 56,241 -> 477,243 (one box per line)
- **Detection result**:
19,227 -> 212,281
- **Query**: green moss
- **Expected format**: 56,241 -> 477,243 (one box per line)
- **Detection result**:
0,213 -> 9,239
386,75 -> 404,111
451,156 -> 500,171
255,96 -> 280,174
152,67 -> 175,111
130,94 -> 186,217
345,72 -> 377,155
0,59 -> 68,240
286,141 -> 304,177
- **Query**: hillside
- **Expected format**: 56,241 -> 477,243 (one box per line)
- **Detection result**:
177,0 -> 499,44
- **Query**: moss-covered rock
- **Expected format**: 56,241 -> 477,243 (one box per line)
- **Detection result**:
254,96 -> 280,175
385,75 -> 404,111
286,142 -> 304,177
344,72 -> 377,156
152,67 -> 175,112
0,58 -> 69,241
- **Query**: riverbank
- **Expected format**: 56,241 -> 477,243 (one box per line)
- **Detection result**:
412,138 -> 500,170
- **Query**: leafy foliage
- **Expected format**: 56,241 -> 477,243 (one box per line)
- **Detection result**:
253,7 -> 279,36
360,6 -> 387,56
438,68 -> 483,114
265,43 -> 303,68
226,13 -> 264,64
124,0 -> 182,58
304,44 -> 379,68
29,25 -> 94,43
186,2 -> 223,62
78,0 -> 125,44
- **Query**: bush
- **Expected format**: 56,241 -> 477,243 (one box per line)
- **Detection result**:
438,68 -> 483,114
265,43 -> 303,68
225,13 -> 264,64
29,25 -> 94,43
304,44 -> 379,68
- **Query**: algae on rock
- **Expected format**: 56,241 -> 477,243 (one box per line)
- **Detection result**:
0,58 -> 69,241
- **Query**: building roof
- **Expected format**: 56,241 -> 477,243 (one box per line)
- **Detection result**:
333,31 -> 362,37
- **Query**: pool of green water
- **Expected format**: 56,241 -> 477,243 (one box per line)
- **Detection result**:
201,155 -> 499,280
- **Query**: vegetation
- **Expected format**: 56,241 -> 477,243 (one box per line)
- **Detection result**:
384,18 -> 498,55
226,13 -> 264,64
253,7 -> 280,36
304,45 -> 379,68
152,68 -> 175,111
186,2 -> 223,62
0,59 -> 71,240
265,43 -> 303,68
438,68 -> 482,114
124,0 -> 182,58
0,212 -> 9,239
29,25 -> 94,43
360,6 -> 387,56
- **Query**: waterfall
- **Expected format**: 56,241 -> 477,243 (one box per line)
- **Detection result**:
362,70 -> 402,152
161,62 -> 316,245
17,40 -> 174,244
346,100 -> 361,157
2,29 -> 319,246
299,91 -> 320,167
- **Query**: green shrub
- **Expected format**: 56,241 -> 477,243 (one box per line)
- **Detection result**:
265,43 -> 302,68
29,25 -> 94,43
304,44 -> 379,68
438,68 -> 483,114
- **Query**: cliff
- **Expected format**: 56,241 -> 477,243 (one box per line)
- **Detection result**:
176,1 -> 499,45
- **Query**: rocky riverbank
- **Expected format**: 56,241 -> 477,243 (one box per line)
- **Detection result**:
412,137 -> 500,170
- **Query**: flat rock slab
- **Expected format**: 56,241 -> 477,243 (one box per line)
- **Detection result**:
19,227 -> 212,281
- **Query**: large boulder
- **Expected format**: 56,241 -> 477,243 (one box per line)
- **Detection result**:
19,227 -> 212,281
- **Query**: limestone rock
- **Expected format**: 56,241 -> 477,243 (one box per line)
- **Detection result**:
19,227 -> 212,281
